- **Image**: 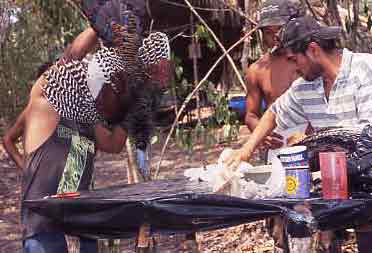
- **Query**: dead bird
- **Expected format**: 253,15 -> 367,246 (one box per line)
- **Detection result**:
294,125 -> 372,194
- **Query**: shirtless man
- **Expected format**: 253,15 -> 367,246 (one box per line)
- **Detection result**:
244,1 -> 304,252
245,0 -> 302,149
2,12 -> 171,252
2,27 -> 128,253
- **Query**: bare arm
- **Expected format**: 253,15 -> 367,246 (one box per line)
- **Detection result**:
60,27 -> 98,63
241,110 -> 278,160
244,66 -> 263,132
94,123 -> 127,153
245,66 -> 283,149
224,110 -> 277,169
2,109 -> 27,170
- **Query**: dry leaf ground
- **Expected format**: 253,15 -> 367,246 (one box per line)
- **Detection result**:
0,126 -> 357,252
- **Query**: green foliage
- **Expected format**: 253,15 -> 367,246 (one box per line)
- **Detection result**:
203,82 -> 240,142
364,0 -> 369,17
169,52 -> 193,101
173,77 -> 240,153
195,24 -> 216,51
170,45 -> 240,153
0,0 -> 86,121
175,127 -> 193,154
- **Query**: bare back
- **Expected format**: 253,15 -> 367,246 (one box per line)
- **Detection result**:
245,52 -> 298,131
253,53 -> 298,105
24,76 -> 60,154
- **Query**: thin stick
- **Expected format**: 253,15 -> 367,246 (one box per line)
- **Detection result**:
304,0 -> 321,21
184,0 -> 247,93
190,13 -> 201,123
126,139 -> 144,184
158,0 -> 231,12
158,0 -> 257,25
154,27 -> 257,179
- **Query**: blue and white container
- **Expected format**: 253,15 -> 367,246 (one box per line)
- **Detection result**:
284,167 -> 311,198
278,146 -> 311,199
278,146 -> 309,168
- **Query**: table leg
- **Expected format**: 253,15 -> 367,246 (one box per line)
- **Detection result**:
182,233 -> 199,253
136,223 -> 152,253
126,139 -> 153,253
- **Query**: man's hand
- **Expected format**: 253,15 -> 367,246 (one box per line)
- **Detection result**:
287,132 -> 307,146
222,148 -> 253,172
94,123 -> 127,154
2,109 -> 27,171
147,59 -> 173,89
260,132 -> 284,150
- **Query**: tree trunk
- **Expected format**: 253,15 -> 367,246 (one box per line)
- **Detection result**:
327,0 -> 343,26
190,13 -> 201,123
351,0 -> 360,49
240,0 -> 250,76
0,1 -> 11,44
126,139 -> 153,253
326,0 -> 347,46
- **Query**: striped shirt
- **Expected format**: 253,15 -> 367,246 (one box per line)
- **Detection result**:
270,48 -> 372,131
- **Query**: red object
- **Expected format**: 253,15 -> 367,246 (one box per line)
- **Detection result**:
319,152 -> 348,199
50,192 -> 80,199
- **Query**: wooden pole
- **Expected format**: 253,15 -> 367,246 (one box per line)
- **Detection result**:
240,0 -> 250,74
126,139 -> 145,184
126,139 -> 152,253
190,13 -> 201,124
180,12 -> 200,253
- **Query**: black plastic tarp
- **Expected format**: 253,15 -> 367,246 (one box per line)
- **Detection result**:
24,178 -> 372,239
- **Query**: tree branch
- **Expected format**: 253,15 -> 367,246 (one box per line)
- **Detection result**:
154,27 -> 257,179
183,0 -> 247,93
304,0 -> 321,21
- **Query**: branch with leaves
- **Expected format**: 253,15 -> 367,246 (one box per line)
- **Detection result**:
154,26 -> 257,179
183,0 -> 247,93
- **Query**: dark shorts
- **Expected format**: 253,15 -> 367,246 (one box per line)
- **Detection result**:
22,118 -> 95,239
23,232 -> 97,253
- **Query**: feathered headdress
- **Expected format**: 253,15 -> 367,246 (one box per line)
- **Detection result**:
79,0 -> 171,151
80,0 -> 146,47
80,0 -> 171,80
138,32 -> 171,65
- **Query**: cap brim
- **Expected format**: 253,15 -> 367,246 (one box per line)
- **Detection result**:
257,16 -> 289,28
277,26 -> 342,52
315,26 -> 342,39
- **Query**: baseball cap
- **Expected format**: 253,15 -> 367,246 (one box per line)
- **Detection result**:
276,16 -> 342,51
257,0 -> 303,28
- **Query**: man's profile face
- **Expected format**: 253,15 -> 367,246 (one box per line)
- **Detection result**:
286,49 -> 322,81
261,26 -> 281,49
147,59 -> 173,89
95,85 -> 123,123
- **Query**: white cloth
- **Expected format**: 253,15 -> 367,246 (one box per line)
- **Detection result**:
87,56 -> 107,99
184,149 -> 286,199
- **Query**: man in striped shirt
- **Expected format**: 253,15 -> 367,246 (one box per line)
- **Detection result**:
225,15 -> 372,253
226,15 -> 372,167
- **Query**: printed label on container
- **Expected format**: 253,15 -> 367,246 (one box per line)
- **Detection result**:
285,168 -> 311,199
279,146 -> 309,168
